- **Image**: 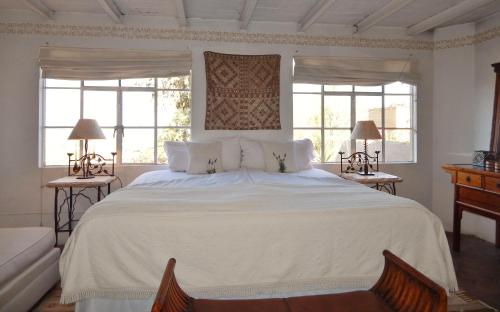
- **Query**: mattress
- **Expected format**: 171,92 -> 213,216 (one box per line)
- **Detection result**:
60,168 -> 458,305
0,227 -> 55,286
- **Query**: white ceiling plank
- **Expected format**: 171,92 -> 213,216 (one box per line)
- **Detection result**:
240,0 -> 259,30
407,0 -> 496,35
96,0 -> 122,24
298,0 -> 337,32
22,0 -> 54,19
355,0 -> 415,34
175,0 -> 187,27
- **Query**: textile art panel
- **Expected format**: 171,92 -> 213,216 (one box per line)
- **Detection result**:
204,51 -> 281,130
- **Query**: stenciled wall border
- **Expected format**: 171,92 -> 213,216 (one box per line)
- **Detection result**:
0,22 -> 499,51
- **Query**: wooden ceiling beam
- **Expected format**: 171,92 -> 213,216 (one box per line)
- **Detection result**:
175,0 -> 187,27
298,0 -> 337,32
354,0 -> 415,34
239,0 -> 258,30
22,0 -> 54,20
96,0 -> 123,24
407,0 -> 495,35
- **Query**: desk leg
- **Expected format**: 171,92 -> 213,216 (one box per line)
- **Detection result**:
496,219 -> 500,249
107,183 -> 111,195
53,187 -> 59,246
68,187 -> 73,235
392,182 -> 396,195
452,186 -> 462,252
97,186 -> 101,201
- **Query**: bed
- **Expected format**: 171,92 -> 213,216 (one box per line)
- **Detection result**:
59,168 -> 458,312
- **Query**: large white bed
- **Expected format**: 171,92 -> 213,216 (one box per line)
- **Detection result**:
60,168 -> 458,312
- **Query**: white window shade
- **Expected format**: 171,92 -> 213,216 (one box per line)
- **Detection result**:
293,56 -> 419,86
39,47 -> 192,80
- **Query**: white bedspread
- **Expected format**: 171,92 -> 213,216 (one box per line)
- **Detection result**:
59,169 -> 458,304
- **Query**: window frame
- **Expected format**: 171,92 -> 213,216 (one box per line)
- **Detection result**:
41,77 -> 191,167
292,83 -> 417,164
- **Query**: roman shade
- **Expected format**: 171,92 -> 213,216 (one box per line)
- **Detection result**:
293,56 -> 418,86
39,47 -> 191,80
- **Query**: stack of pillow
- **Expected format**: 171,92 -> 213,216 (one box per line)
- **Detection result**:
164,138 -> 315,174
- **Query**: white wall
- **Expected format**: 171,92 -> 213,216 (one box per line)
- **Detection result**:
432,18 -> 500,243
1,11 -> 498,244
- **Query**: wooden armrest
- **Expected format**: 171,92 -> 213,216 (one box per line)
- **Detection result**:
151,258 -> 193,312
370,250 -> 447,312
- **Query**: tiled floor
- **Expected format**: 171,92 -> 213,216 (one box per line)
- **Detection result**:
446,232 -> 500,309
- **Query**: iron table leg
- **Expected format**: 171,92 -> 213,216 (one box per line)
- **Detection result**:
98,186 -> 101,201
54,187 -> 59,246
68,187 -> 73,235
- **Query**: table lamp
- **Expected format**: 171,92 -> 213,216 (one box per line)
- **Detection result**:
351,120 -> 382,176
68,119 -> 105,179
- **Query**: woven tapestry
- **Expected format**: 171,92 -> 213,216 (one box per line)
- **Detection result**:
204,51 -> 281,130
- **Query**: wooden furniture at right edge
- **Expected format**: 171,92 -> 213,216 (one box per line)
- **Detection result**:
442,164 -> 500,252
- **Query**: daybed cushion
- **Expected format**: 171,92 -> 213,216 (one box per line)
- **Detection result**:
0,227 -> 55,286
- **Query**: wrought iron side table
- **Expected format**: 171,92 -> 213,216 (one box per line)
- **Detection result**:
46,175 -> 118,245
341,172 -> 403,195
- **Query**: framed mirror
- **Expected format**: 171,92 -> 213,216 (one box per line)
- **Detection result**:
491,63 -> 500,154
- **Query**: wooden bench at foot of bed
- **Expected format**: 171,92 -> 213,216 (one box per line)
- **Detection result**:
151,250 -> 447,312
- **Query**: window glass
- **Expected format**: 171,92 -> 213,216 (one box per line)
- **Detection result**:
83,91 -> 117,127
122,91 -> 155,126
158,91 -> 191,127
122,129 -> 155,163
292,83 -> 416,163
293,94 -> 321,127
324,85 -> 352,92
324,95 -> 351,128
45,89 -> 80,127
84,80 -> 119,87
355,85 -> 382,92
356,96 -> 382,127
44,128 -> 79,166
42,77 -> 191,166
385,82 -> 411,94
293,83 -> 321,93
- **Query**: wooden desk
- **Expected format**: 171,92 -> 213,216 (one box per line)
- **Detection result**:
47,175 -> 118,245
341,172 -> 403,195
442,164 -> 500,251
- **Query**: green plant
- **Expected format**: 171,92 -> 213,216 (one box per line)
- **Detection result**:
272,152 -> 287,173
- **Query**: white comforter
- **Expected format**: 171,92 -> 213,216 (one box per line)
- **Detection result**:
59,169 -> 458,304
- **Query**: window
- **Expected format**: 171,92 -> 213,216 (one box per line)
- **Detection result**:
41,76 -> 191,166
293,82 -> 416,163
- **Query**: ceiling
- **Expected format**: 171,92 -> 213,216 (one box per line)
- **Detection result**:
1,0 -> 499,35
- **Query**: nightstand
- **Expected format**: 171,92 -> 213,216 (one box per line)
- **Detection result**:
341,172 -> 403,195
46,175 -> 118,245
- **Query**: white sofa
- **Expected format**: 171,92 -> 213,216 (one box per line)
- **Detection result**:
0,227 -> 60,312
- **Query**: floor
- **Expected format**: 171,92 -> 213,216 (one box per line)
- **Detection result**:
33,232 -> 500,311
446,232 -> 500,309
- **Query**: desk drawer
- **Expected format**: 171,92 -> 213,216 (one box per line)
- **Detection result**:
457,172 -> 482,188
485,177 -> 500,194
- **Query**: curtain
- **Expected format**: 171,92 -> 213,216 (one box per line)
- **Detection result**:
39,47 -> 192,80
293,56 -> 419,86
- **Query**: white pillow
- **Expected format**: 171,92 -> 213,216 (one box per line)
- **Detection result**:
240,138 -> 265,170
219,137 -> 241,170
294,139 -> 315,171
186,142 -> 224,174
164,141 -> 188,172
261,141 -> 298,173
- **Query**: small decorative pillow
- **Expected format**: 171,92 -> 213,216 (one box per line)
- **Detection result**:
261,141 -> 298,173
240,138 -> 265,170
164,141 -> 188,172
220,137 -> 241,170
186,142 -> 224,174
294,139 -> 315,171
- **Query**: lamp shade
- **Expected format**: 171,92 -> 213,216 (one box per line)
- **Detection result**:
351,120 -> 382,140
68,119 -> 105,140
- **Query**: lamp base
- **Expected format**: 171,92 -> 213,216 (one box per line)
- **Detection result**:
76,176 -> 95,179
357,172 -> 375,176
